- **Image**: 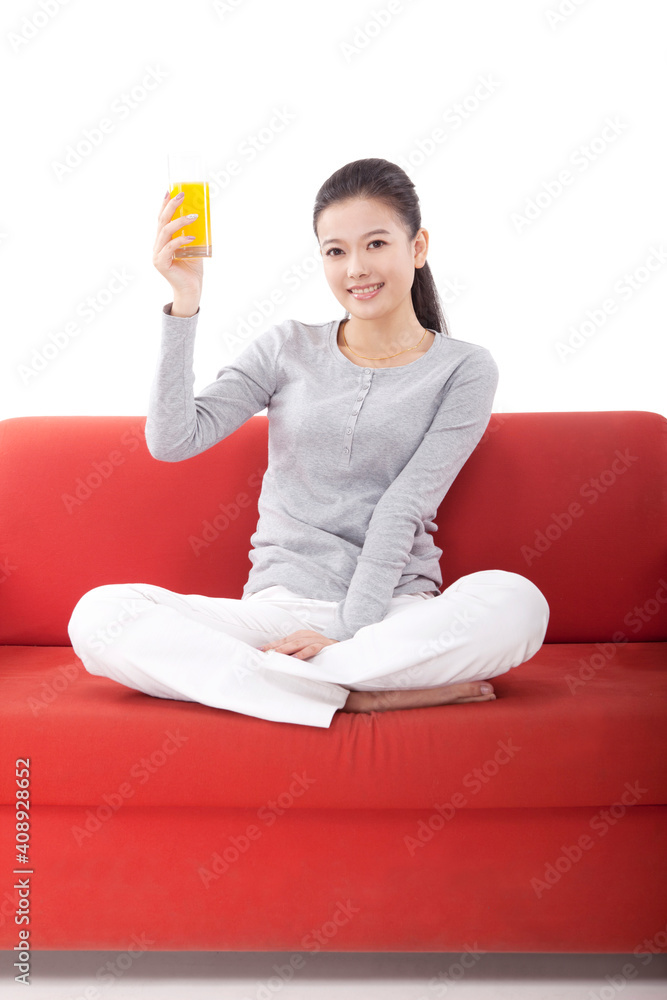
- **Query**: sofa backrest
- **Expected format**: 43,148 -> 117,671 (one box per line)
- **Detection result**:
1,411 -> 665,645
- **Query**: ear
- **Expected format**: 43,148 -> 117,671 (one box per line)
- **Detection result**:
413,227 -> 429,266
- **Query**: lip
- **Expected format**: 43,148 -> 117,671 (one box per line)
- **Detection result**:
348,282 -> 384,299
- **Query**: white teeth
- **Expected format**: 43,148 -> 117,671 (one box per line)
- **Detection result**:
350,283 -> 383,293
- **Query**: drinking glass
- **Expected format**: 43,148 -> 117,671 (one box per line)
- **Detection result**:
167,151 -> 212,258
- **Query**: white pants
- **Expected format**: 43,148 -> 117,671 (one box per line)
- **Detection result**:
67,570 -> 549,729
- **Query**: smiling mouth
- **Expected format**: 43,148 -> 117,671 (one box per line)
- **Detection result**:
348,282 -> 384,295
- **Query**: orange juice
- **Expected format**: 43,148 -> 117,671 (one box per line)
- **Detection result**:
169,181 -> 212,257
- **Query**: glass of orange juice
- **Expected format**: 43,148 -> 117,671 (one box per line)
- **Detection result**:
167,151 -> 212,258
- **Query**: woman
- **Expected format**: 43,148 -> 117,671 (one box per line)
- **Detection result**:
67,158 -> 549,728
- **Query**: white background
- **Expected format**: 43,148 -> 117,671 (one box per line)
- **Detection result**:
1,1 -> 666,998
1,0 -> 665,424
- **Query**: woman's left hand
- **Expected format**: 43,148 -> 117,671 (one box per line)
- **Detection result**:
259,630 -> 339,659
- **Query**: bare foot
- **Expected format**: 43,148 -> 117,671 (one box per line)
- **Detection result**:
340,681 -> 496,714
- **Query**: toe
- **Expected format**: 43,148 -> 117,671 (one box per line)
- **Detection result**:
453,681 -> 496,703
464,681 -> 494,697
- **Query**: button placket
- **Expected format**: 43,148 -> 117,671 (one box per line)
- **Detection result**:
341,370 -> 373,465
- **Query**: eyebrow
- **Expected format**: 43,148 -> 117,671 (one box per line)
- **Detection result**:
320,229 -> 392,249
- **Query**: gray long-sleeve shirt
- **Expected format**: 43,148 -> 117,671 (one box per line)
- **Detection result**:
145,303 -> 499,642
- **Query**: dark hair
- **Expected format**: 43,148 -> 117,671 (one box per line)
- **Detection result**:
312,158 -> 450,337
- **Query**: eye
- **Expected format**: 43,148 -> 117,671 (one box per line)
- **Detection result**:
325,240 -> 386,257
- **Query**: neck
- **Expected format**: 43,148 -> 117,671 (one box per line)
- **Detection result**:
340,314 -> 427,355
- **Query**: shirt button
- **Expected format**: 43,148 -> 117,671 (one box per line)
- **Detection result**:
344,447 -> 349,454
364,368 -> 371,374
346,428 -> 352,434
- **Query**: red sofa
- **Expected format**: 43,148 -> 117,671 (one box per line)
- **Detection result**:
1,410 -> 666,954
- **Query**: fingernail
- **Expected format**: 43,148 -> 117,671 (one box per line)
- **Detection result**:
480,683 -> 492,693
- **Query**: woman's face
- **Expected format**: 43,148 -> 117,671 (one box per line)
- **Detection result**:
317,197 -> 428,319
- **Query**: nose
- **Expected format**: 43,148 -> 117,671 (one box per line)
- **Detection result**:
347,256 -> 369,280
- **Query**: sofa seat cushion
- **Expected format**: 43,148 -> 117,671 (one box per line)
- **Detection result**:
1,642 -> 665,810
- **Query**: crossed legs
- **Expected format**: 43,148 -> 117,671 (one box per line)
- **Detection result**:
67,570 -> 549,728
